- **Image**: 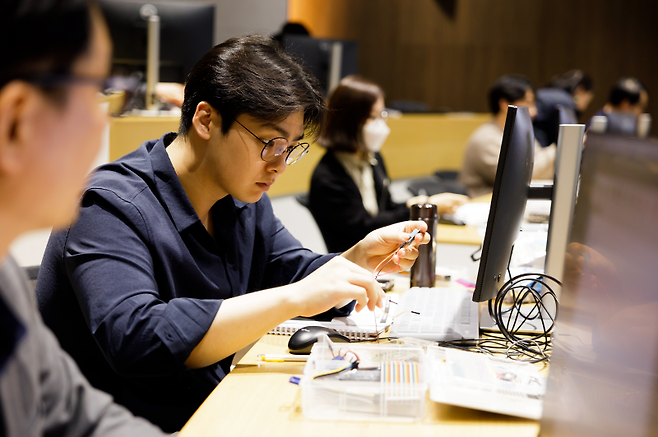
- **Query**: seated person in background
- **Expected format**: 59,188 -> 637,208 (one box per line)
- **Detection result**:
588,77 -> 649,134
155,82 -> 185,107
308,76 -> 467,253
35,36 -> 428,432
0,0 -> 167,435
272,21 -> 311,45
459,75 -> 556,198
600,77 -> 648,116
533,69 -> 594,147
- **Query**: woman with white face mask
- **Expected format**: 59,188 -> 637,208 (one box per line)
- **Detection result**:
309,76 -> 466,253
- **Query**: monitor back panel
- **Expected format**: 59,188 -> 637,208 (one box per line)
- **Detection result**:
540,134 -> 658,437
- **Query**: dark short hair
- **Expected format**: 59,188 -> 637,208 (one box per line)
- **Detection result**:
488,75 -> 533,114
179,35 -> 325,139
318,75 -> 384,153
548,69 -> 593,94
609,77 -> 645,106
0,0 -> 94,100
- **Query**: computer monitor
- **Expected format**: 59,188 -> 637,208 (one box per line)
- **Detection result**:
543,124 -> 585,284
478,122 -> 584,333
99,0 -> 215,83
472,105 -> 535,302
281,35 -> 359,96
539,133 -> 658,436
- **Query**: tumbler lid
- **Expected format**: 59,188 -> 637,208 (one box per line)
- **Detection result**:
409,203 -> 438,220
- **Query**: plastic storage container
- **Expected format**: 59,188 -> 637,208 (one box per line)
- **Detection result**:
300,339 -> 427,422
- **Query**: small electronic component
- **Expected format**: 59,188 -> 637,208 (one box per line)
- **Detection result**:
399,228 -> 420,249
374,228 -> 422,279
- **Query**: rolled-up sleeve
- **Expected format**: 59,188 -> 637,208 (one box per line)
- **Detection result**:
261,211 -> 354,319
64,190 -> 220,377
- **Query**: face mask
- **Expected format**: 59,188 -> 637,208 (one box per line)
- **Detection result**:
362,118 -> 391,153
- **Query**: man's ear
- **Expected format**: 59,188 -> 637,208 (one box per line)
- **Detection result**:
0,82 -> 38,176
191,101 -> 217,141
498,98 -> 510,114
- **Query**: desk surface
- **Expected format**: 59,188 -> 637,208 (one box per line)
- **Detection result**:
108,113 -> 489,197
180,335 -> 539,437
434,193 -> 490,246
435,223 -> 482,246
180,275 -> 538,437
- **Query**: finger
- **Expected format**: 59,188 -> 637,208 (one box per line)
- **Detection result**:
404,220 -> 428,233
368,280 -> 386,310
331,284 -> 367,313
390,221 -> 428,249
394,249 -> 419,271
338,264 -> 384,310
349,286 -> 368,312
407,230 -> 430,250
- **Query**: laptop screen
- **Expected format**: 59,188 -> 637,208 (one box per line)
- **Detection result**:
539,134 -> 658,436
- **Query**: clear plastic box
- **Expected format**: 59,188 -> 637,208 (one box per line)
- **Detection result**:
300,338 -> 427,421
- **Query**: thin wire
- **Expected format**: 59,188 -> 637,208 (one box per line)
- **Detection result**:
386,300 -> 421,315
487,272 -> 561,363
435,273 -> 560,363
374,229 -> 419,278
374,250 -> 400,278
372,232 -> 418,341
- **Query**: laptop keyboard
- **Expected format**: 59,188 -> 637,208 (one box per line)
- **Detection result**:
389,287 -> 479,341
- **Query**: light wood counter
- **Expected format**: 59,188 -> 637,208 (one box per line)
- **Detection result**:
108,113 -> 489,197
179,332 -> 539,437
108,115 -> 179,162
436,223 -> 482,246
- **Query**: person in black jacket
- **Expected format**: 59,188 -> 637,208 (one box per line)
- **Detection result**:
309,76 -> 466,253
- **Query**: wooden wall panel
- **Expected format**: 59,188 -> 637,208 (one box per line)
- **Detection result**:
288,0 -> 658,134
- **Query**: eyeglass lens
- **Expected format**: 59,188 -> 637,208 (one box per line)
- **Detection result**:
261,139 -> 309,165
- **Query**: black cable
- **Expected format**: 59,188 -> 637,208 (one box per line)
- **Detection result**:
486,272 -> 561,363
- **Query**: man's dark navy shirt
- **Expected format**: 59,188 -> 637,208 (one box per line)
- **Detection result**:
35,133 -> 347,431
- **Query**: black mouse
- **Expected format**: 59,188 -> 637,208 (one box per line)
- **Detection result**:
288,326 -> 350,354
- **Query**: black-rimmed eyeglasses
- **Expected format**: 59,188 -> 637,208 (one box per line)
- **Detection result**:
234,119 -> 309,165
14,73 -> 112,91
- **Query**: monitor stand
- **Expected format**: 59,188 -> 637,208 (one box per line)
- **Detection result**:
479,306 -> 554,335
478,273 -> 559,336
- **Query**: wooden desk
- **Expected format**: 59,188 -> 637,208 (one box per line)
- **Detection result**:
434,193 -> 490,246
436,223 -> 482,246
180,271 -> 535,437
108,113 -> 489,197
180,333 -> 539,437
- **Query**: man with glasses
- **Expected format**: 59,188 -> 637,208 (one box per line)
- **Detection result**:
36,35 -> 427,432
0,0 -> 169,435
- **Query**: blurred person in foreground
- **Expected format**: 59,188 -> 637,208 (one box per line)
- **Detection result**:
309,75 -> 467,253
0,0 -> 170,435
459,75 -> 556,198
35,36 -> 428,431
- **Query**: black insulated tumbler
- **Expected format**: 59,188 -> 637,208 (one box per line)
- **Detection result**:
409,203 -> 437,288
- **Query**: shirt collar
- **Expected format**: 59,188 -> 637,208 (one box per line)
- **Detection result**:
149,132 -> 248,233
